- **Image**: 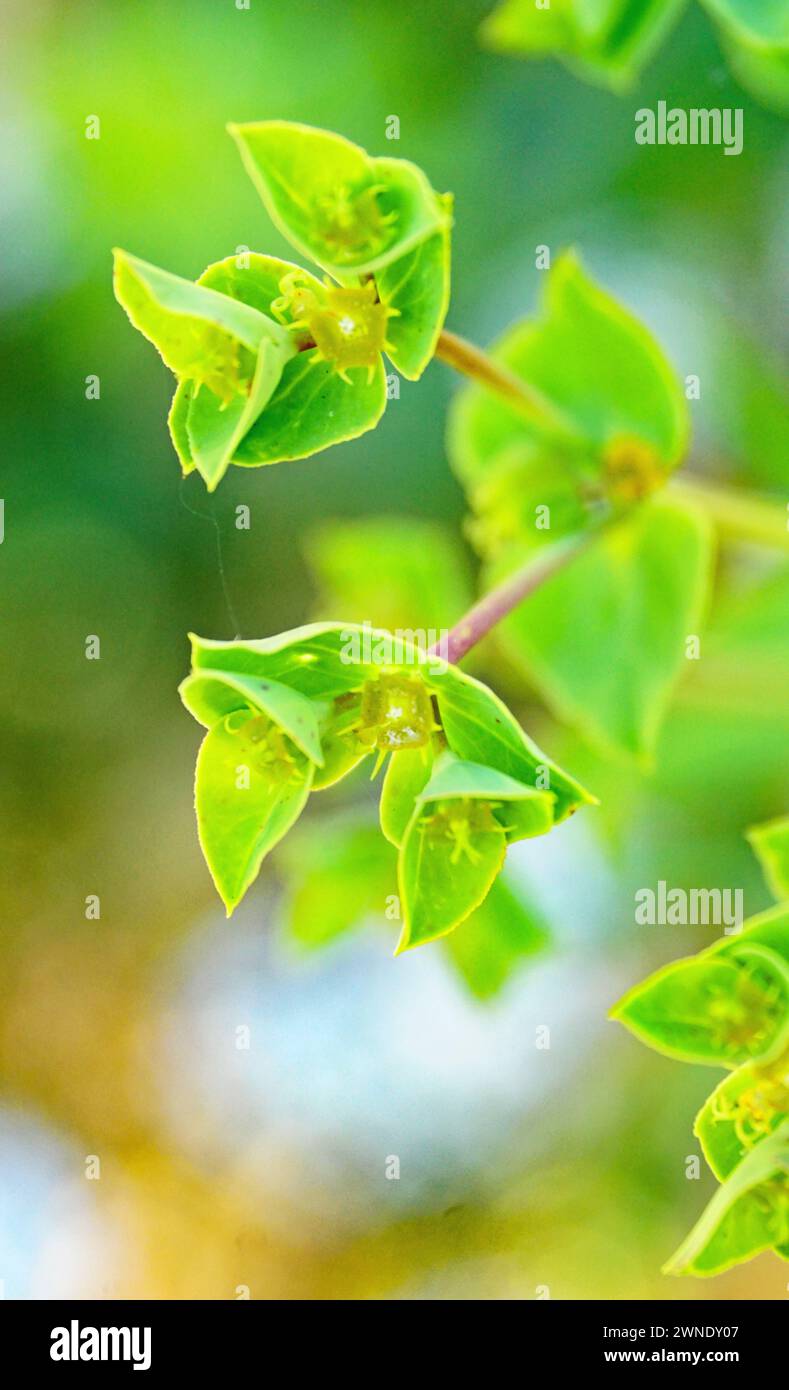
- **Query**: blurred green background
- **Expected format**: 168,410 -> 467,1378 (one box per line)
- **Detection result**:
1,0 -> 788,1299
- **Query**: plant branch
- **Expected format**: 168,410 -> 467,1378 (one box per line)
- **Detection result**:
435,327 -> 579,441
671,477 -> 789,553
432,527 -> 605,665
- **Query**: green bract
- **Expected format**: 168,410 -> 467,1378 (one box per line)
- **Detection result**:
664,1120 -> 789,1277
229,123 -> 452,380
613,830 -> 789,1277
447,252 -> 710,761
747,815 -> 789,901
481,0 -> 789,110
396,750 -> 556,952
480,0 -> 689,91
114,124 -> 452,489
179,623 -> 593,933
280,814 -> 550,999
611,937 -> 789,1068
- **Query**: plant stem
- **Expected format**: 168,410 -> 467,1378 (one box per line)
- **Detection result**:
432,528 -> 603,665
671,477 -> 789,553
435,327 -> 579,441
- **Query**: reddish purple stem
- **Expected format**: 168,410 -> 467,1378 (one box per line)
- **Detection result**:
431,530 -> 599,665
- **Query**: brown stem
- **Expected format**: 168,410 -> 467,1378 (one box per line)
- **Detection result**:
435,327 -> 579,440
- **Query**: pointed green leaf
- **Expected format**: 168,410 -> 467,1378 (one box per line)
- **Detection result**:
188,624 -> 384,699
712,904 -> 789,967
228,121 -> 450,279
196,251 -> 386,471
231,350 -> 386,468
695,1062 -> 789,1182
280,814 -> 550,998
481,0 -> 689,91
395,750 -> 554,950
663,1120 -> 789,1277
699,0 -> 789,47
612,940 -> 789,1067
186,336 -> 292,490
114,249 -> 297,489
380,747 -> 434,848
376,226 -> 451,380
490,498 -> 713,760
186,625 -> 592,826
311,693 -> 371,790
426,662 -> 594,821
747,817 -> 789,902
444,872 -> 550,1000
416,750 -> 555,844
114,248 -> 275,363
195,711 -> 314,914
448,252 -> 689,493
397,797 -> 507,953
168,378 -> 195,475
179,668 -> 323,765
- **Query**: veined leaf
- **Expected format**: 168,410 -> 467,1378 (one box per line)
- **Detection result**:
195,710 -> 314,914
186,336 -> 291,490
663,1120 -> 789,1277
490,497 -> 713,760
747,817 -> 789,902
188,624 -> 389,699
228,121 -> 450,279
232,350 -> 387,468
114,248 -> 277,363
611,940 -> 789,1068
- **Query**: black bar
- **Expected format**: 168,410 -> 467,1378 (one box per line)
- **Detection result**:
1,1298 -> 779,1377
